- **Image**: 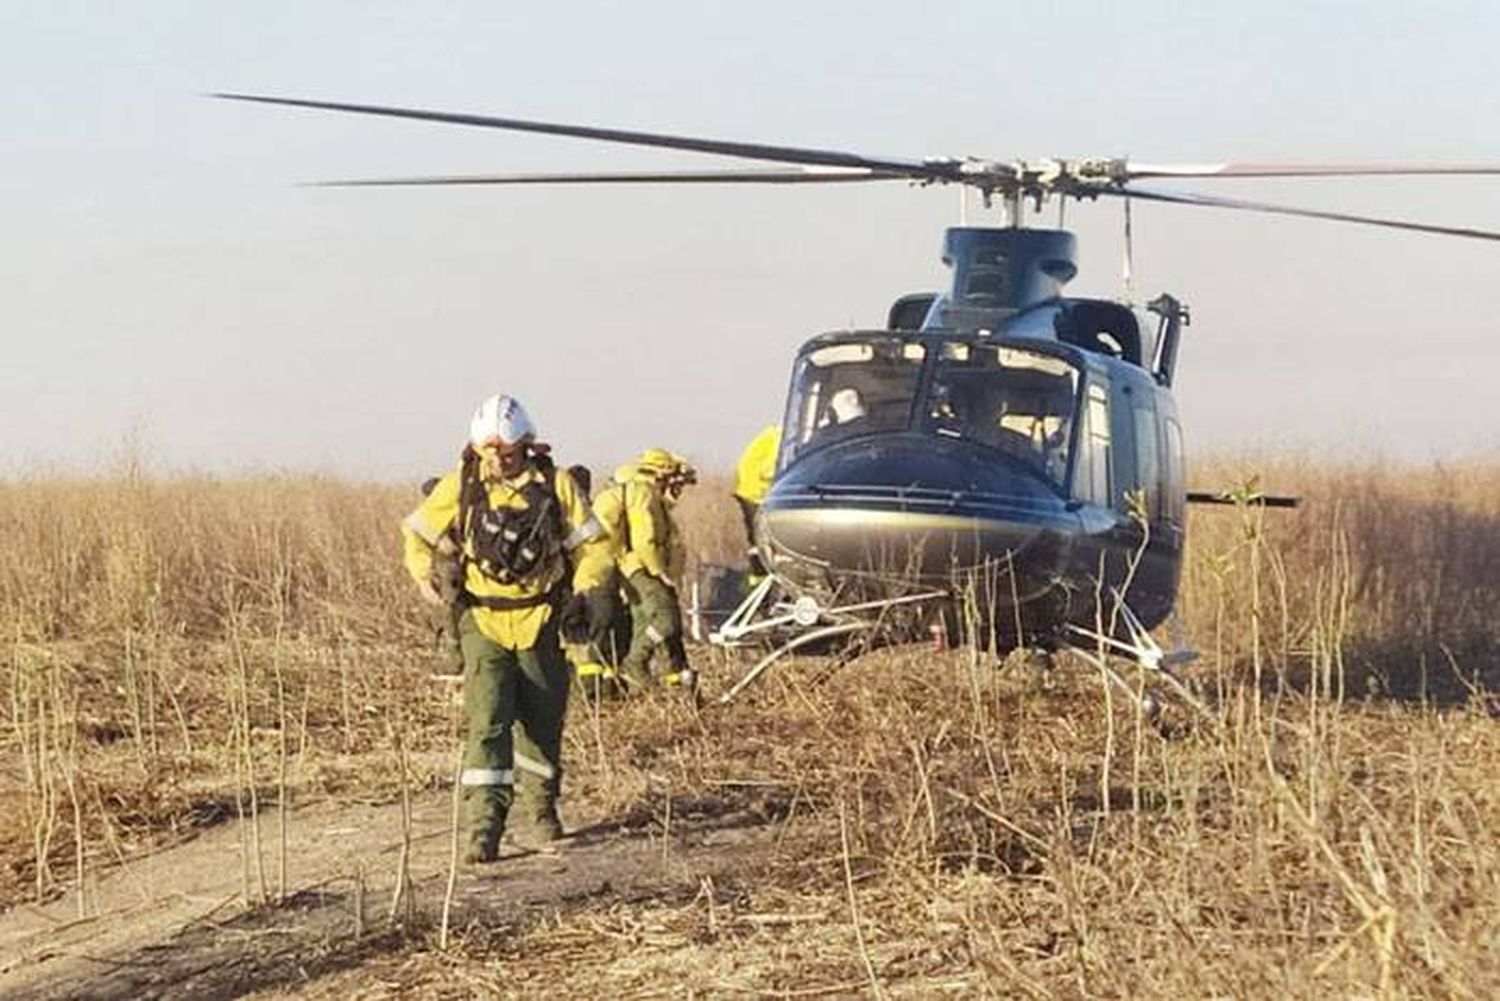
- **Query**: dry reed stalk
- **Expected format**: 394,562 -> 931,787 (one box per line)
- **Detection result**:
3,463 -> 1500,994
836,797 -> 883,999
353,862 -> 365,939
12,655 -> 49,901
59,690 -> 86,919
122,628 -> 145,775
224,595 -> 265,905
439,747 -> 463,951
273,562 -> 290,904
388,723 -> 415,924
88,784 -> 151,904
1091,554 -> 1116,831
661,786 -> 674,866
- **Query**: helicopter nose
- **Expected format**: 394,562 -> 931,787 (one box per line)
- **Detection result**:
759,435 -> 1076,585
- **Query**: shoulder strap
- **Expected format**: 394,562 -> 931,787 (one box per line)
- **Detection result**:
533,450 -> 557,489
620,481 -> 633,553
529,452 -> 563,530
457,447 -> 484,539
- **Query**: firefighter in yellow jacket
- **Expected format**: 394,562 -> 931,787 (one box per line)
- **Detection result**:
402,394 -> 611,863
594,449 -> 697,690
733,424 -> 781,574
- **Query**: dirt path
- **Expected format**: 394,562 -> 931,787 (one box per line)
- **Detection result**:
0,786 -> 782,1000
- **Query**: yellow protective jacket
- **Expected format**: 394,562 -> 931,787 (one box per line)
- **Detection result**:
733,424 -> 782,504
593,470 -> 686,584
402,457 -> 611,649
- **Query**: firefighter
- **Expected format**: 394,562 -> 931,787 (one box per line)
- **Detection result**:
557,464 -> 622,700
594,448 -> 697,691
732,424 -> 781,575
402,394 -> 611,863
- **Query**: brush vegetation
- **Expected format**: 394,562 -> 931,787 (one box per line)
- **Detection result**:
2,457 -> 1499,997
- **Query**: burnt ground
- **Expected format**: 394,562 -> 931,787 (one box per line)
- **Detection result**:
0,786 -> 787,1000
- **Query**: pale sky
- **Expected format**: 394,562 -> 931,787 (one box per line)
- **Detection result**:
4,0 -> 1498,480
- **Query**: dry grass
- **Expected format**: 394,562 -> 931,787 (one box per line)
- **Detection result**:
3,458 -> 1500,997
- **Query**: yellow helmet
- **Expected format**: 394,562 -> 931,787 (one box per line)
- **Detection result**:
636,448 -> 696,485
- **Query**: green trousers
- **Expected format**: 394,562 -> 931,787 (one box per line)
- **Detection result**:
620,573 -> 688,686
457,610 -> 570,856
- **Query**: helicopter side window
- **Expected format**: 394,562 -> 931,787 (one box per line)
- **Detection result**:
922,343 -> 1079,489
1163,417 -> 1186,527
1054,302 -> 1143,365
1073,381 -> 1113,505
782,340 -> 927,463
1132,394 -> 1162,521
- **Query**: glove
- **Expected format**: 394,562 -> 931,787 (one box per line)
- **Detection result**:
584,588 -> 619,645
430,550 -> 465,604
559,593 -> 590,644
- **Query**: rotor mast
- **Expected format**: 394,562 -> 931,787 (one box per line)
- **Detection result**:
1004,186 -> 1024,227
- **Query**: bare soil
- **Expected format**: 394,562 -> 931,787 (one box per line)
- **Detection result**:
0,780 -> 787,1000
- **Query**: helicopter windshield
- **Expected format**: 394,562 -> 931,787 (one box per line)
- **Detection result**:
782,339 -> 927,463
922,342 -> 1080,488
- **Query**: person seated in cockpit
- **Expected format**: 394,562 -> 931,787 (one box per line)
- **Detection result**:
819,386 -> 866,428
929,384 -> 961,424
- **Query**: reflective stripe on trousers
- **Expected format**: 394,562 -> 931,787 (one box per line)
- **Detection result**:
514,752 -> 557,780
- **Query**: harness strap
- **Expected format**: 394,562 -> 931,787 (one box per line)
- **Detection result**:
457,449 -> 568,584
461,583 -> 564,612
620,481 -> 633,553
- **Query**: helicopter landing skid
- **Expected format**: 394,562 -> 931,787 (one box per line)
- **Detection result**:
709,576 -> 949,704
1061,595 -> 1207,722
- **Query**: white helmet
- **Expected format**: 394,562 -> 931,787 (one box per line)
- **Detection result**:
829,387 -> 866,424
468,394 -> 537,447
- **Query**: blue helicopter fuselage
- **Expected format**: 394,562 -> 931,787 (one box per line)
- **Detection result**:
756,227 -> 1189,643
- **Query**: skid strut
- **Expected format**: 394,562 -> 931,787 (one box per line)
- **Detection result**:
1063,589 -> 1205,719
708,574 -> 947,704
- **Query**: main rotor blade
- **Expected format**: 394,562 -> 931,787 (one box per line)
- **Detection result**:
1126,161 -> 1500,181
311,167 -> 907,187
213,92 -> 949,179
1103,185 -> 1500,242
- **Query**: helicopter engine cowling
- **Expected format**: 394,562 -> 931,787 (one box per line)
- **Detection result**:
926,228 -> 1078,332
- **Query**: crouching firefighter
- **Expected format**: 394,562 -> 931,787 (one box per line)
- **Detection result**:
593,449 -> 697,691
401,394 -> 611,863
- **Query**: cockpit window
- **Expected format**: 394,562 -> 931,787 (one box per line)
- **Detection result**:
782,339 -> 927,463
923,343 -> 1080,488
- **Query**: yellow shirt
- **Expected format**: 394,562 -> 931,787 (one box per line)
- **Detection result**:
401,459 -> 610,649
733,425 -> 782,504
593,474 -> 685,583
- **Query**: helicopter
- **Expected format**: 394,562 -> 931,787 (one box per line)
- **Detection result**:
215,93 -> 1500,706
